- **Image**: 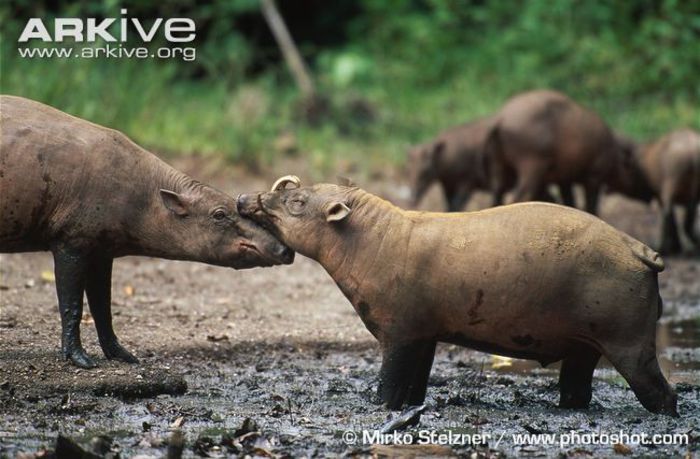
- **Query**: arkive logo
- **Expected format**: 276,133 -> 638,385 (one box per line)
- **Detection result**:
16,8 -> 197,61
18,9 -> 196,43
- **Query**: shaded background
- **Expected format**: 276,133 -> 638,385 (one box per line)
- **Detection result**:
1,0 -> 699,176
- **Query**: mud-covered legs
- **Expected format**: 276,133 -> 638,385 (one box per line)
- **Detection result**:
53,246 -> 95,368
583,182 -> 600,215
512,161 -> 546,204
510,164 -> 572,207
492,185 -> 506,207
657,198 -> 698,255
489,158 -> 512,207
559,345 -> 600,408
379,340 -> 436,410
444,183 -> 472,212
52,247 -> 137,368
684,202 -> 698,247
377,338 -> 677,416
659,195 -> 682,255
559,183 -> 575,208
604,340 -> 678,417
407,341 -> 437,405
86,256 -> 138,363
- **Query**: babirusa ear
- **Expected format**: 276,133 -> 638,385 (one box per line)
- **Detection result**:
160,189 -> 189,216
326,201 -> 351,222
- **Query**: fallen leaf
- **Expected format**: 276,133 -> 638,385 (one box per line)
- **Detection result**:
81,312 -> 94,324
380,405 -> 425,433
124,285 -> 135,296
252,447 -> 275,457
170,416 -> 185,428
40,271 -> 55,283
492,355 -> 513,368
613,443 -> 632,455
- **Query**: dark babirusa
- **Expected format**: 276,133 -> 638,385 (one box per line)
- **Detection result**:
0,95 -> 293,368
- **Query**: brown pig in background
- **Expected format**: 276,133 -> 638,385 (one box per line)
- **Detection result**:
238,176 -> 678,417
406,90 -> 623,215
485,90 -> 619,214
407,116 -> 495,211
609,128 -> 700,255
0,95 -> 294,368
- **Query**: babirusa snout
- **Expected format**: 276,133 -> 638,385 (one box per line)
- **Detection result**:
236,193 -> 259,216
271,175 -> 301,192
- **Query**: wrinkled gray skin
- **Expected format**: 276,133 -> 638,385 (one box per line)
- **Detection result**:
0,95 -> 294,368
407,116 -> 496,211
485,90 -> 619,214
238,179 -> 678,417
609,129 -> 700,255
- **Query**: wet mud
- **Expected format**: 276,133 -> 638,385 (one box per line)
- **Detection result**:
1,167 -> 698,458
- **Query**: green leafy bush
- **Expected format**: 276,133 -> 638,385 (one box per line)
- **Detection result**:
1,0 -> 697,171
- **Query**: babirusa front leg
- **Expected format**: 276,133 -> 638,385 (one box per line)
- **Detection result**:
52,246 -> 96,368
407,341 -> 436,406
86,256 -> 139,363
379,340 -> 435,410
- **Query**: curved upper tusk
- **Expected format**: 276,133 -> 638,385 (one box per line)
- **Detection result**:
270,175 -> 301,192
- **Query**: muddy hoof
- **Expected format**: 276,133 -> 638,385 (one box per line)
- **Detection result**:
65,349 -> 97,369
657,398 -> 680,418
654,405 -> 680,418
102,342 -> 139,364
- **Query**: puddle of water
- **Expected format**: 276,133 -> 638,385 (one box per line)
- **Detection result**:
664,318 -> 700,348
485,319 -> 700,381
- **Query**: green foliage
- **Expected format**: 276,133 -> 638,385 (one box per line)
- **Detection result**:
1,0 -> 698,172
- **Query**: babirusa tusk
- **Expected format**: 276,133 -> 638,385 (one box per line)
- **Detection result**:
270,175 -> 301,191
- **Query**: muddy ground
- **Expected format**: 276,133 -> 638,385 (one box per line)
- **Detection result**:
1,160 -> 698,458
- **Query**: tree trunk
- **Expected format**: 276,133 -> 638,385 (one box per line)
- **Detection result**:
260,0 -> 315,98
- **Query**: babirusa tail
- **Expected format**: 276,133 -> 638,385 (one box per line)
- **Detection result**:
624,233 -> 665,272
